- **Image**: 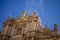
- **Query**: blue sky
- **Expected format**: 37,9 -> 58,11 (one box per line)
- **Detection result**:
0,0 -> 60,33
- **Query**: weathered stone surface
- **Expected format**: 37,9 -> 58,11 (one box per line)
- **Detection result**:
0,11 -> 60,40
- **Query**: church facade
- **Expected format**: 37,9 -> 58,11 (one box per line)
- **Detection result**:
0,10 -> 60,40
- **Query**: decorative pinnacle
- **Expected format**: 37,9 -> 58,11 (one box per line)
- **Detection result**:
8,14 -> 12,19
22,10 -> 26,16
54,23 -> 58,27
45,24 -> 49,29
33,10 -> 37,17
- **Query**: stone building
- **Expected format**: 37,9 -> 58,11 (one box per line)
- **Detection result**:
0,10 -> 60,40
0,31 -> 1,39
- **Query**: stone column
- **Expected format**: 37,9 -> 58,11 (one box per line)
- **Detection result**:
54,36 -> 57,40
10,25 -> 16,36
15,27 -> 18,35
7,26 -> 12,35
26,38 -> 28,40
22,27 -> 25,34
32,37 -> 34,40
2,25 -> 9,35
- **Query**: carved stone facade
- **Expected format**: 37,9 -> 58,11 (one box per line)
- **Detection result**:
0,10 -> 60,40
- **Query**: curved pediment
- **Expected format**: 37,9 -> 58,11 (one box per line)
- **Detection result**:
16,16 -> 28,22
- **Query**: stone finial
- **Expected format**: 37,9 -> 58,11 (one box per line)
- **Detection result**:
45,25 -> 49,30
54,23 -> 58,30
54,23 -> 58,27
8,15 -> 12,19
54,23 -> 58,34
33,10 -> 37,17
22,10 -> 26,16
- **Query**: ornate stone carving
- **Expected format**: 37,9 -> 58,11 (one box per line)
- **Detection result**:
0,11 -> 60,40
